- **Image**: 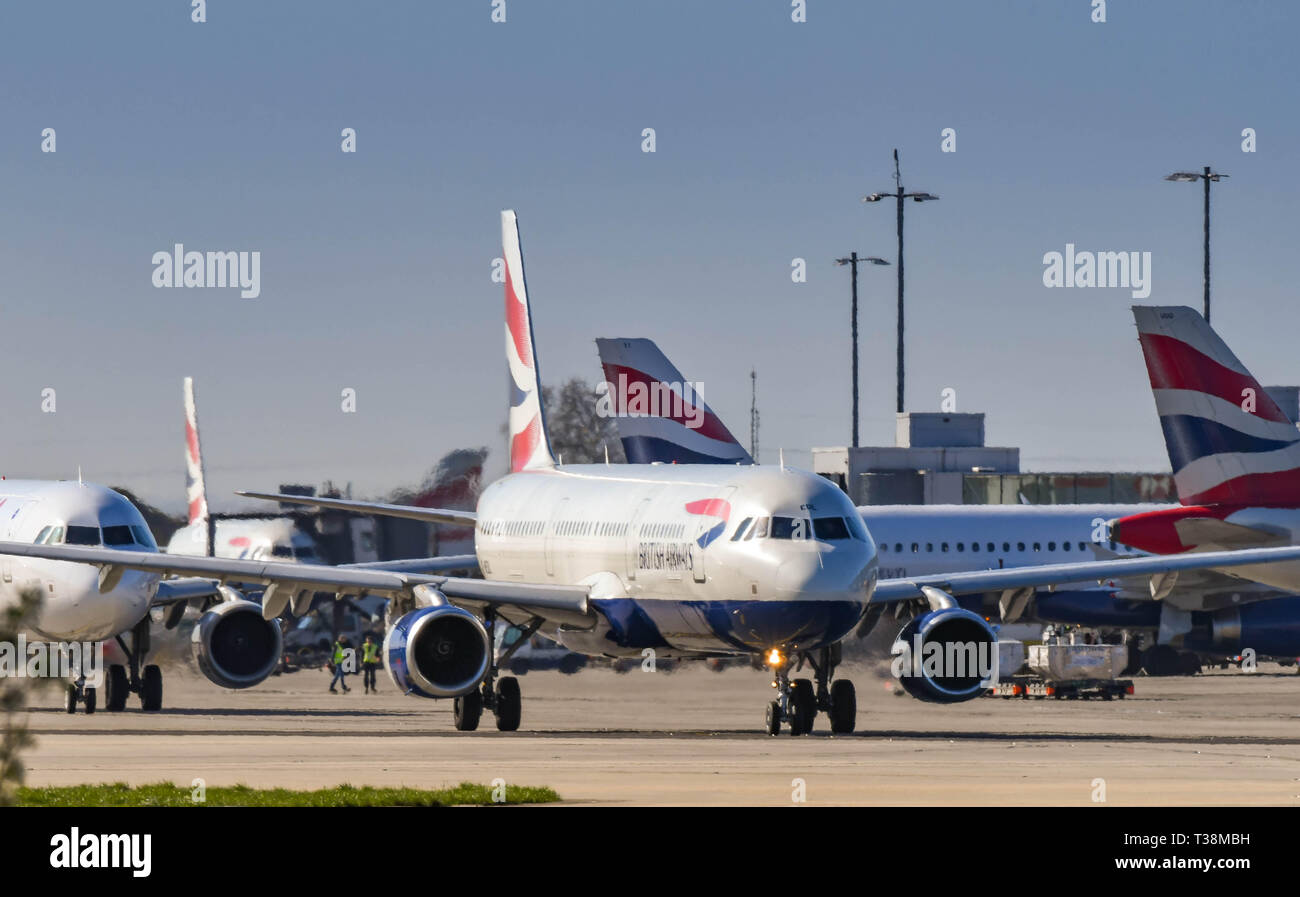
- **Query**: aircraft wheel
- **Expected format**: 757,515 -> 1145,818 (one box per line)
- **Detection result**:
454,690 -> 482,731
1141,645 -> 1180,677
764,701 -> 781,736
106,664 -> 129,712
83,687 -> 96,714
788,679 -> 815,736
141,665 -> 163,712
494,677 -> 522,731
829,679 -> 856,734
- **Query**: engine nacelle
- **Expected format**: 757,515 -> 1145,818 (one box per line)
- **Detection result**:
1189,597 -> 1300,658
192,599 -> 283,689
890,606 -> 998,703
384,605 -> 490,699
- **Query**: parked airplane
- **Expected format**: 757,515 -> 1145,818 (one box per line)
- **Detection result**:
1110,305 -> 1300,658
165,377 -> 321,563
593,336 -> 1297,673
8,214 -> 1300,736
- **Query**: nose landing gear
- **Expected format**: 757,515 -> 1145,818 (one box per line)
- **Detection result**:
65,678 -> 96,714
762,644 -> 856,736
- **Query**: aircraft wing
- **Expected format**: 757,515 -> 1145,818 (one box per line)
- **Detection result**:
0,542 -> 590,628
872,543 -> 1300,603
342,555 -> 480,574
236,491 -> 477,527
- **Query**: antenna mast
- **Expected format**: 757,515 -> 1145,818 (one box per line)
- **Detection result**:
750,368 -> 760,462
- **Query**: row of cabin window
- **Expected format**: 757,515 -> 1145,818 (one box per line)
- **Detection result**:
878,540 -> 1133,554
479,520 -> 632,538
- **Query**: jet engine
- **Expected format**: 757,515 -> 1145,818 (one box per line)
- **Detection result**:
1189,597 -> 1300,658
890,601 -> 997,704
192,599 -> 283,689
385,604 -> 490,698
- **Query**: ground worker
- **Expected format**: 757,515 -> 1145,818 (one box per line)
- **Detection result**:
361,634 -> 381,694
328,635 -> 352,693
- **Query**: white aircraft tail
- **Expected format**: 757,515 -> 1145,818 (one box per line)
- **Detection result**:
502,210 -> 556,473
183,377 -> 209,524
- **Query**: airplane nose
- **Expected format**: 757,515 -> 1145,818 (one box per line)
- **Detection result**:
38,568 -> 153,642
776,544 -> 875,599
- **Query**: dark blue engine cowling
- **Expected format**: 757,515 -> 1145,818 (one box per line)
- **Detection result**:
1034,591 -> 1162,629
890,607 -> 998,704
1185,597 -> 1300,658
384,605 -> 490,699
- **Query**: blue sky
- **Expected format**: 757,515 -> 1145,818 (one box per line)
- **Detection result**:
1,1 -> 1297,512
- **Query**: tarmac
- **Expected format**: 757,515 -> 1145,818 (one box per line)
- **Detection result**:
20,660 -> 1300,805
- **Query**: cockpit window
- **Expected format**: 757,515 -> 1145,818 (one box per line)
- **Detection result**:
295,545 -> 317,561
102,525 -> 135,546
131,525 -> 157,549
65,525 -> 100,546
812,516 -> 851,541
271,545 -> 294,558
769,517 -> 811,540
844,513 -> 869,542
34,526 -> 51,544
747,517 -> 770,540
730,517 -> 753,541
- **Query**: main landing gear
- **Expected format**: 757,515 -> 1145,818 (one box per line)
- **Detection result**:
451,610 -> 532,733
764,644 -> 856,736
105,617 -> 163,712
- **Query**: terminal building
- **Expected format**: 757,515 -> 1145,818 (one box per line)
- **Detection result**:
816,386 -> 1300,506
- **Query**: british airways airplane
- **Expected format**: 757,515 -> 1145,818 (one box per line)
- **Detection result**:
7,215 -> 1300,735
0,477 -> 243,713
593,335 -> 1299,672
165,377 -> 321,564
1107,306 -> 1300,657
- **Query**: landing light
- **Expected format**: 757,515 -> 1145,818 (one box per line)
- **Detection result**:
766,648 -> 783,667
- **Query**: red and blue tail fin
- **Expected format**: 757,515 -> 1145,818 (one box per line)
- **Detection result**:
182,377 -> 209,524
595,338 -> 753,465
502,211 -> 556,473
1133,305 -> 1300,506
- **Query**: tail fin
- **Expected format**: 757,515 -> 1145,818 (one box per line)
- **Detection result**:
595,338 -> 753,464
1132,305 -> 1300,506
502,210 -> 556,473
182,376 -> 209,524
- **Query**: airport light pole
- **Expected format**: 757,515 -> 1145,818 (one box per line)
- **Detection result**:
1165,166 -> 1228,324
863,149 -> 939,414
834,252 -> 889,448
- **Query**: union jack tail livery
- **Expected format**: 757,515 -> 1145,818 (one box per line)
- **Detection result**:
595,337 -> 753,465
1133,305 -> 1300,506
502,210 -> 556,473
183,376 -> 209,524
